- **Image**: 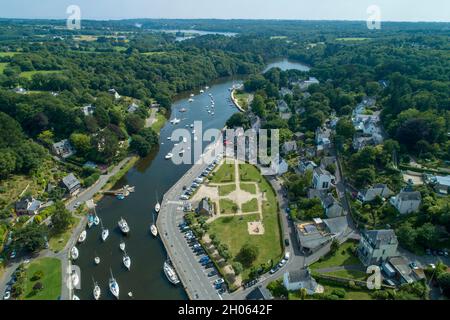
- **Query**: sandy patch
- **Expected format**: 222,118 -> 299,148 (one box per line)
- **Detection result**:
248,221 -> 265,235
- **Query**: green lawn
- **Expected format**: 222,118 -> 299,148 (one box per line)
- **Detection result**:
322,284 -> 372,300
48,216 -> 80,253
240,183 -> 256,194
325,269 -> 367,281
0,62 -> 8,74
151,112 -> 167,134
208,164 -> 283,280
239,164 -> 262,182
218,184 -> 236,196
19,70 -> 62,80
310,241 -> 360,270
242,198 -> 258,213
210,163 -> 235,183
22,258 -> 61,300
0,52 -> 19,57
219,198 -> 238,214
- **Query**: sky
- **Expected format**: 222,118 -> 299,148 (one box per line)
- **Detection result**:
0,0 -> 449,22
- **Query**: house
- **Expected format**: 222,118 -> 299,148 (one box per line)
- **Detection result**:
383,256 -> 426,285
282,141 -> 297,154
315,127 -> 331,146
312,167 -> 335,190
197,198 -> 212,216
321,195 -> 344,218
293,132 -> 305,141
298,159 -> 317,174
358,184 -> 393,202
358,229 -> 398,266
280,112 -> 292,120
15,196 -> 42,215
52,139 -> 76,159
295,216 -> 348,256
61,173 -> 81,196
352,135 -> 375,151
283,269 -> 323,294
127,102 -> 139,113
276,100 -> 289,113
320,156 -> 336,171
81,104 -> 95,116
431,175 -> 450,195
296,77 -> 320,91
389,191 -> 422,214
279,87 -> 293,97
108,88 -> 121,100
246,285 -> 274,300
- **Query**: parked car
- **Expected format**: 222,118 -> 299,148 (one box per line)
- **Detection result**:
269,267 -> 279,274
218,287 -> 226,294
3,291 -> 11,300
208,270 -> 218,277
278,259 -> 287,268
10,250 -> 16,259
204,262 -> 214,268
180,195 -> 189,200
284,239 -> 290,247
214,278 -> 224,286
284,252 -> 290,260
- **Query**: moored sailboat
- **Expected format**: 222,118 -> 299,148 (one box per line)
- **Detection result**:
109,269 -> 119,299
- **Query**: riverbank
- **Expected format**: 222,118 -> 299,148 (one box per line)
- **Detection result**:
230,87 -> 247,112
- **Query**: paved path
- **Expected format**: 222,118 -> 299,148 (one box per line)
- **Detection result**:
145,108 -> 158,128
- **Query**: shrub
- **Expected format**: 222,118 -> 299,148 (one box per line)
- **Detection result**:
31,270 -> 44,281
32,282 -> 43,291
332,288 -> 347,298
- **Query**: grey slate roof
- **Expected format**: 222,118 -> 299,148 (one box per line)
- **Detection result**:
397,191 -> 421,202
62,173 -> 80,191
363,229 -> 398,249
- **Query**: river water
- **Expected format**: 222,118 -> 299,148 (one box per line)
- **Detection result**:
75,59 -> 309,300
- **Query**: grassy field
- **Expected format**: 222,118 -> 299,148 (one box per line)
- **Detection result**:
0,52 -> 19,57
218,184 -> 236,196
242,198 -> 258,213
219,199 -> 238,214
19,70 -> 62,80
209,164 -> 283,280
211,163 -> 235,183
240,183 -> 256,194
22,258 -> 61,300
239,163 -> 262,182
310,241 -> 360,270
48,216 -> 80,253
325,269 -> 367,280
151,112 -> 167,134
234,91 -> 250,110
0,62 -> 8,74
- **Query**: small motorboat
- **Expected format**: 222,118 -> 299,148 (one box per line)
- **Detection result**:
71,271 -> 80,288
118,217 -> 130,234
72,295 -> 80,301
155,202 -> 161,213
78,230 -> 87,243
93,282 -> 101,300
200,89 -> 204,94
190,93 -> 194,97
116,193 -> 125,200
70,246 -> 79,260
188,98 -> 194,103
119,242 -> 126,252
205,86 -> 210,90
128,292 -> 133,298
165,153 -> 173,160
163,261 -> 180,285
150,224 -> 158,237
180,108 -> 187,113
109,270 -> 120,299
101,229 -> 109,242
94,257 -> 101,265
190,124 -> 194,128
123,252 -> 131,271
93,215 -> 100,226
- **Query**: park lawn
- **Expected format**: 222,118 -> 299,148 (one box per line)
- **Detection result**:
49,216 -> 80,253
239,163 -> 262,182
219,199 -> 238,214
242,198 -> 258,213
240,183 -> 256,194
19,70 -> 62,80
22,258 -> 61,300
218,184 -> 236,196
0,62 -> 8,73
234,91 -> 250,110
210,163 -> 235,183
310,241 -> 360,270
322,284 -> 373,300
209,167 -> 283,280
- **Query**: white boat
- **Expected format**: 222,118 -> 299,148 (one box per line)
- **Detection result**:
190,93 -> 194,97
71,272 -> 80,288
164,261 -> 180,285
94,215 -> 100,226
155,202 -> 161,213
165,153 -> 173,160
192,130 -> 196,134
150,224 -> 158,237
78,230 -> 87,243
109,270 -> 120,299
179,108 -> 187,113
170,118 -> 180,125
70,246 -> 79,260
101,229 -> 109,242
93,282 -> 101,300
188,98 -> 194,103
118,217 -> 130,234
119,242 -> 126,252
94,257 -> 101,265
167,136 -> 171,140
211,112 -> 215,115
123,252 -> 131,271
200,89 -> 204,94
87,219 -> 94,229
205,86 -> 210,90
72,295 -> 80,301
190,124 -> 194,128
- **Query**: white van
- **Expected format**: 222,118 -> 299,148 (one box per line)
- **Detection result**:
284,252 -> 290,260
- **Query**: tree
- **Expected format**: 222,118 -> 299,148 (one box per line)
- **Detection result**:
12,224 -> 48,253
354,168 -> 376,188
251,95 -> 266,117
70,133 -> 91,156
437,272 -> 450,298
130,135 -> 151,157
93,105 -> 110,128
236,243 -> 259,268
51,202 -> 73,233
336,119 -> 355,140
125,114 -> 145,135
0,149 -> 16,179
226,112 -> 250,129
232,262 -> 243,276
330,239 -> 340,255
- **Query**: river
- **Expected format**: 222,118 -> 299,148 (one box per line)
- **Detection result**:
263,58 -> 311,73
75,59 -> 309,300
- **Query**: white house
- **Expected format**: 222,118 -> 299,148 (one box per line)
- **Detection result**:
127,103 -> 139,113
108,88 -> 121,100
298,159 -> 317,174
52,139 -> 76,159
312,167 -> 335,190
390,191 -> 422,214
358,229 -> 398,266
283,269 -> 323,294
81,104 -> 95,116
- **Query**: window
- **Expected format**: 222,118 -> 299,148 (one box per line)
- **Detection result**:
322,182 -> 329,189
